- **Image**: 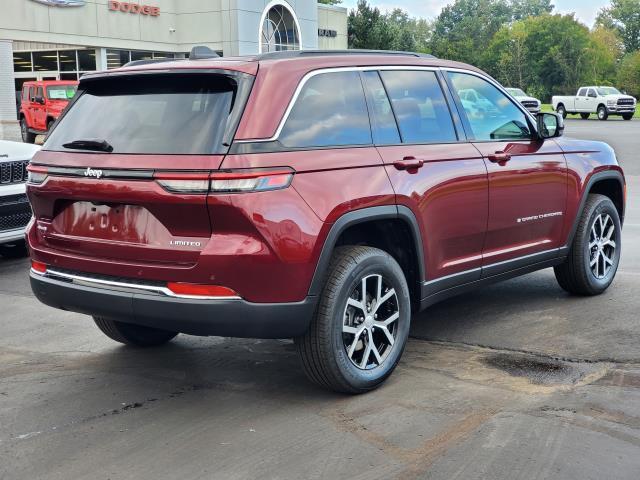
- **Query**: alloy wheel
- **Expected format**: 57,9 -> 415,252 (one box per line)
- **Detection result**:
342,274 -> 400,370
588,213 -> 616,279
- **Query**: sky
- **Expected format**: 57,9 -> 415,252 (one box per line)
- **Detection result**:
339,0 -> 610,27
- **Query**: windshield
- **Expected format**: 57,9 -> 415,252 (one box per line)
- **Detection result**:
506,88 -> 526,97
597,87 -> 621,96
46,85 -> 77,101
44,74 -> 239,155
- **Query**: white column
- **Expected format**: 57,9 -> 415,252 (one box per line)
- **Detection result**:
0,39 -> 20,142
95,47 -> 108,72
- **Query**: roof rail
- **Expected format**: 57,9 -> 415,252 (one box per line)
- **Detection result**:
256,49 -> 436,60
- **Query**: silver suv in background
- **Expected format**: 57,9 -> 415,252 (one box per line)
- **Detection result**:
0,140 -> 39,258
505,88 -> 541,114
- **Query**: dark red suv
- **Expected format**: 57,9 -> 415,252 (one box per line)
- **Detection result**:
27,49 -> 625,393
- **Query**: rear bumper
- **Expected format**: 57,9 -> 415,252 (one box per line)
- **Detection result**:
30,271 -> 316,338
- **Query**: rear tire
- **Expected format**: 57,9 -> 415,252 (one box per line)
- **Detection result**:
597,105 -> 608,121
580,113 -> 590,120
556,104 -> 567,119
20,118 -> 36,144
622,113 -> 633,121
93,317 -> 178,347
296,246 -> 411,394
554,194 -> 621,295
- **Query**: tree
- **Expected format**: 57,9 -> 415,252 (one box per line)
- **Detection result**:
617,51 -> 640,97
318,0 -> 342,5
510,0 -> 553,20
596,0 -> 640,52
586,26 -> 623,85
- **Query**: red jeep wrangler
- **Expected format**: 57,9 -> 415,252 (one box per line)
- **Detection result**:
19,80 -> 78,144
27,49 -> 625,393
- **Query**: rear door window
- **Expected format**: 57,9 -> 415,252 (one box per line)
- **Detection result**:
279,71 -> 372,148
361,71 -> 400,145
44,74 -> 241,154
379,70 -> 457,144
578,88 -> 587,96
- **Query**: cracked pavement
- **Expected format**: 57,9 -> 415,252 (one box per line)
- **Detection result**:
2,119 -> 640,479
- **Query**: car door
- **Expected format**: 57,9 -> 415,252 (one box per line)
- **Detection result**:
575,88 -> 588,111
586,88 -> 598,112
33,86 -> 46,130
445,71 -> 567,275
364,69 -> 488,292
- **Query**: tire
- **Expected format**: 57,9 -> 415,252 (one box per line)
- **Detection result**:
556,104 -> 567,119
580,113 -> 590,120
47,119 -> 54,133
296,246 -> 411,394
93,317 -> 178,347
597,105 -> 608,121
554,194 -> 621,296
20,118 -> 36,144
0,240 -> 28,259
622,113 -> 633,121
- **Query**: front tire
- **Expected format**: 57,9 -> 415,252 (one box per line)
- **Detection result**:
556,104 -> 567,119
580,113 -> 590,120
622,113 -> 633,121
597,105 -> 608,121
297,246 -> 411,394
93,317 -> 178,347
0,240 -> 28,259
554,194 -> 621,295
20,118 -> 36,143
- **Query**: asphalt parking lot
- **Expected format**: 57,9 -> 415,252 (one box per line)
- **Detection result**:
2,119 -> 640,479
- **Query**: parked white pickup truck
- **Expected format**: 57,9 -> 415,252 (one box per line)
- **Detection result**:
552,86 -> 636,121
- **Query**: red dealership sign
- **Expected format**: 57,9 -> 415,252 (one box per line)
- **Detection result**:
108,1 -> 160,16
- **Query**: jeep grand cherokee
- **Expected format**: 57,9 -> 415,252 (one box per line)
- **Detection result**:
27,48 -> 625,393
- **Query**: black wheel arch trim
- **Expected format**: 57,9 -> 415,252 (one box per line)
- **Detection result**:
564,169 -> 625,250
307,205 -> 425,297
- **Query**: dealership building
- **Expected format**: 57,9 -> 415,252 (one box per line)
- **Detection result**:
0,0 -> 348,140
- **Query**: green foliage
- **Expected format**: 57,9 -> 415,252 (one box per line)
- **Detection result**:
318,0 -> 341,4
348,0 -> 431,52
596,0 -> 640,52
617,51 -> 640,97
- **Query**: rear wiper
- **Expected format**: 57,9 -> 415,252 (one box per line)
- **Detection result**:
62,139 -> 114,153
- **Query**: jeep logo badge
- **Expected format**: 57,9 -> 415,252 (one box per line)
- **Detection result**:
30,0 -> 86,6
84,167 -> 103,179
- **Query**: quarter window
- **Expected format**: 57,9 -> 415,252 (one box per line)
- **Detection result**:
279,71 -> 372,148
448,72 -> 532,141
380,70 -> 457,144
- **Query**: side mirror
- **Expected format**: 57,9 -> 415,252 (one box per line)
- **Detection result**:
537,112 -> 564,139
34,96 -> 45,105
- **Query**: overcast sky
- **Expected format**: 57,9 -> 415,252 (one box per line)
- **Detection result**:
339,0 -> 609,27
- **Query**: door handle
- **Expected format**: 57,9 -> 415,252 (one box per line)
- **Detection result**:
393,156 -> 424,171
487,152 -> 512,164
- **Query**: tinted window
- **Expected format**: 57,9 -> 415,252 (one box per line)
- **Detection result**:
362,71 -> 400,145
588,88 -> 597,97
279,71 -> 372,148
448,72 -> 532,141
380,70 -> 457,144
45,74 -> 238,155
578,88 -> 587,96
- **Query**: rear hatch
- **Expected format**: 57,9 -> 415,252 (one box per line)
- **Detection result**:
28,68 -> 254,272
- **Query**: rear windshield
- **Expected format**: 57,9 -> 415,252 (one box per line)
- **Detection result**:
47,85 -> 77,101
44,74 -> 238,154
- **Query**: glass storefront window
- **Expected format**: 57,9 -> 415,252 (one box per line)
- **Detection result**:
13,52 -> 32,72
33,51 -> 58,71
106,49 -> 130,69
59,72 -> 79,81
78,49 -> 97,71
58,50 -> 77,72
131,51 -> 153,62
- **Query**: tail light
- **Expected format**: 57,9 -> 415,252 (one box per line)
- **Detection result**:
31,261 -> 47,274
154,172 -> 210,193
27,165 -> 48,184
210,168 -> 294,193
166,282 -> 239,298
